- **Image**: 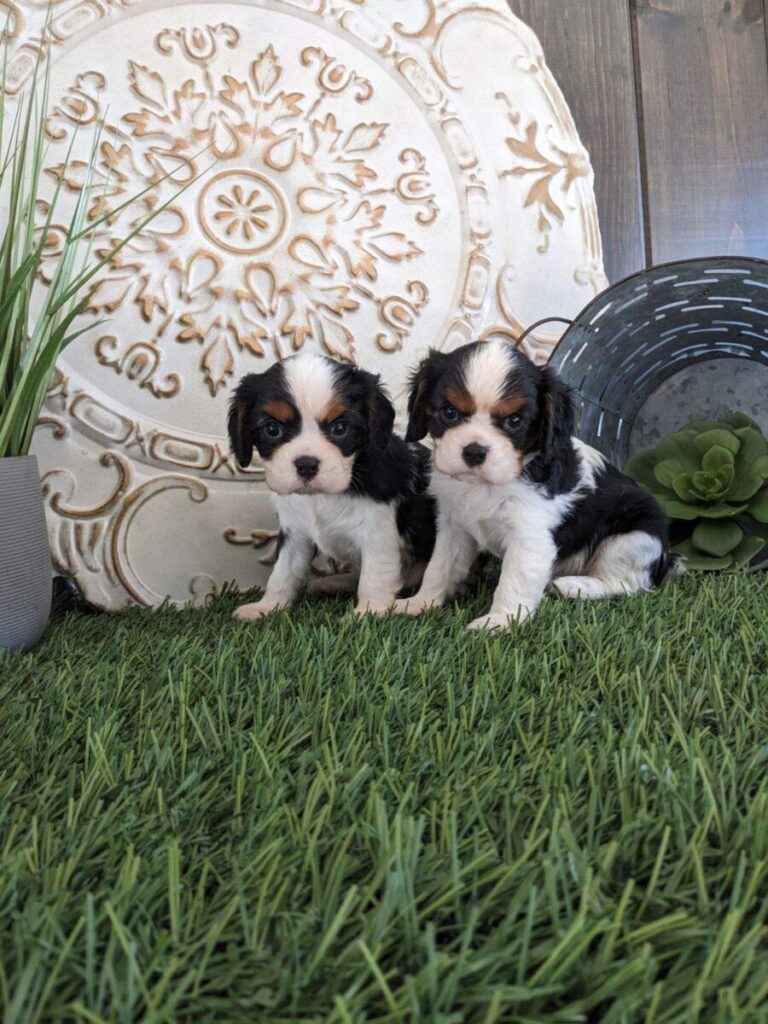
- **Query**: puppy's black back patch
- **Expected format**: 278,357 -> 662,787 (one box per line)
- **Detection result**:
554,460 -> 670,564
395,443 -> 436,564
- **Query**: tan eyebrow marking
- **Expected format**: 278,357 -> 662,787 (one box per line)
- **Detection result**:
321,398 -> 347,422
263,400 -> 296,422
491,395 -> 527,418
444,386 -> 476,415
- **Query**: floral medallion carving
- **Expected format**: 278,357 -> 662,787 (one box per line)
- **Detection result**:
43,29 -> 445,395
6,0 -> 607,609
198,169 -> 289,257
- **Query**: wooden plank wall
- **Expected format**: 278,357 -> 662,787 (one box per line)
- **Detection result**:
508,0 -> 768,284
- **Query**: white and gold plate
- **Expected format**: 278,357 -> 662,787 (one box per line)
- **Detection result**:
6,0 -> 607,608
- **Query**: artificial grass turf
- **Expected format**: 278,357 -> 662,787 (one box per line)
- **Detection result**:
1,574 -> 767,1024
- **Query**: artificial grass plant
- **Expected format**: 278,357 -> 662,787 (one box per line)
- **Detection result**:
0,35 -> 193,458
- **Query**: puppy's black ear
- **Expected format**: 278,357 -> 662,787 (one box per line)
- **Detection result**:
360,370 -> 396,450
227,374 -> 261,468
539,365 -> 574,464
405,349 -> 448,442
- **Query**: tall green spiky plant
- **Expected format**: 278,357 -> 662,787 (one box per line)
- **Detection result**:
0,39 -> 193,459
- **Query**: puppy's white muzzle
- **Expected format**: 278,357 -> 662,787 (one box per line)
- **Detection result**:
434,421 -> 523,486
265,435 -> 354,495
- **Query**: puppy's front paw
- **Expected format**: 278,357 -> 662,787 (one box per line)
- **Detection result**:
352,600 -> 392,617
392,596 -> 435,617
233,600 -> 284,622
551,576 -> 604,600
467,607 -> 531,632
467,613 -> 509,633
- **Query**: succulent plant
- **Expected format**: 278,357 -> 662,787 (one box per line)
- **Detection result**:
625,413 -> 768,570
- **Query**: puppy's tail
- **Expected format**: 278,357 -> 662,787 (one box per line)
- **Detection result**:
651,549 -> 685,587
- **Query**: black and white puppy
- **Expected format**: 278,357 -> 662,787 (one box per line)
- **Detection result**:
394,338 -> 675,631
228,352 -> 435,619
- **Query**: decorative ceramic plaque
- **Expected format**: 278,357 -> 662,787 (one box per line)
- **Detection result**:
10,0 -> 607,609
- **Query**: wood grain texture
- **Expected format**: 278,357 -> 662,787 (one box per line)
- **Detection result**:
508,0 -> 647,282
633,0 -> 768,262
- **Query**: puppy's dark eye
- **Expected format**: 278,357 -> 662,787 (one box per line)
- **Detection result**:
263,420 -> 283,439
442,404 -> 459,423
328,418 -> 348,438
504,413 -> 523,429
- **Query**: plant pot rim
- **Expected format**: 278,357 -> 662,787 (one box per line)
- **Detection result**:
0,454 -> 39,465
0,450 -> 51,652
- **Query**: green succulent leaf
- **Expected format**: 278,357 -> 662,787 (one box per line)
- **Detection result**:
657,497 -> 705,520
654,459 -> 687,489
700,445 -> 735,474
722,412 -> 760,430
734,426 -> 768,459
652,435 -> 701,474
731,534 -> 766,566
728,474 -> 765,502
671,473 -> 701,502
682,420 -> 724,434
630,416 -> 768,533
748,488 -> 768,524
691,470 -> 730,501
729,427 -> 768,500
697,502 -> 749,519
624,452 -> 662,492
693,429 -> 741,457
672,538 -> 733,571
691,520 -> 743,557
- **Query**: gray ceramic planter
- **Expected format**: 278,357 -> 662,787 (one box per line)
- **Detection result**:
0,456 -> 52,652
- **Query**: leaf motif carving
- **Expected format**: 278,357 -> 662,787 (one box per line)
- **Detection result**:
344,122 -> 388,152
128,62 -> 168,110
252,45 -> 281,96
500,111 -> 588,250
368,233 -> 422,261
201,330 -> 236,394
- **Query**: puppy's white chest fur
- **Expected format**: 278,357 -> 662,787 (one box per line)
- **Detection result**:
432,471 -> 566,556
275,493 -> 397,567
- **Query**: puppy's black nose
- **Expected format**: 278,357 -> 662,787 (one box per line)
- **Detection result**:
462,443 -> 488,467
294,456 -> 320,480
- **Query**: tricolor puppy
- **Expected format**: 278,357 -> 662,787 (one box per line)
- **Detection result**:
228,353 -> 435,620
394,338 -> 675,631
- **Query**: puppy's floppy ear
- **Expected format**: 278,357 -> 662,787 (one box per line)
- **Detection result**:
227,373 -> 262,468
406,349 -> 448,441
539,364 -> 574,463
359,369 -> 396,450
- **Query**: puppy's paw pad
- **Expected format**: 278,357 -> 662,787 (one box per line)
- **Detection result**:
467,613 -> 510,633
392,597 -> 430,616
233,602 -> 280,621
552,576 -> 601,600
353,602 -> 391,618
467,607 -> 531,631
